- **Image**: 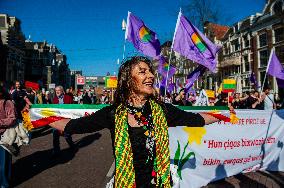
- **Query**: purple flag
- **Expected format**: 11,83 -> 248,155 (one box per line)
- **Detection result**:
157,56 -> 176,78
172,12 -> 221,72
168,83 -> 175,93
159,78 -> 175,95
185,65 -> 206,93
277,78 -> 284,88
250,72 -> 258,86
267,50 -> 284,79
125,12 -> 161,57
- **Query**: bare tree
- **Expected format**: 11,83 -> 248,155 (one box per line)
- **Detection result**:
183,0 -> 222,31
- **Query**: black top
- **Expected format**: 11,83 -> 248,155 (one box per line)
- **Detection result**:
12,89 -> 27,119
64,102 -> 205,187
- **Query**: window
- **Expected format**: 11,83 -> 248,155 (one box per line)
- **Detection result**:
0,16 -> 6,27
275,46 -> 284,64
258,33 -> 267,47
234,24 -> 239,33
274,27 -> 284,43
243,55 -> 250,72
260,71 -> 269,87
245,78 -> 250,87
243,35 -> 250,48
232,39 -> 240,52
259,50 -> 268,68
223,44 -> 229,55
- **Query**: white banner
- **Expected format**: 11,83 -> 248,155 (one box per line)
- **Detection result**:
169,109 -> 284,188
29,107 -> 284,187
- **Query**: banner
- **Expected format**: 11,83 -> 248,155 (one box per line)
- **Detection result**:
25,105 -> 284,188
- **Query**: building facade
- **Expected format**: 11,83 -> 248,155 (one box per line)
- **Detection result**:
25,40 -> 71,89
0,14 -> 26,83
216,0 -> 284,93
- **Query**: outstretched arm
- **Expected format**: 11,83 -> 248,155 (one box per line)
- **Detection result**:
50,106 -> 114,134
49,119 -> 71,131
199,112 -> 220,125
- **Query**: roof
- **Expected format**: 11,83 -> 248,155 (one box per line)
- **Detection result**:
205,23 -> 230,40
25,41 -> 45,49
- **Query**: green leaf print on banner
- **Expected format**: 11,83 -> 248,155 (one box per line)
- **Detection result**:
174,140 -> 196,180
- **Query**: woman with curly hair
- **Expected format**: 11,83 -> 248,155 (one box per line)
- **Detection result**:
50,56 -> 220,187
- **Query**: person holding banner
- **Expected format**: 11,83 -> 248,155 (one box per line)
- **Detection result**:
49,56 -> 229,187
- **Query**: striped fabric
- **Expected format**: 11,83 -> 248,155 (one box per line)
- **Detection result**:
114,100 -> 171,187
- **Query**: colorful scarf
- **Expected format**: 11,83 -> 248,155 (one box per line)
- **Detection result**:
114,99 -> 171,187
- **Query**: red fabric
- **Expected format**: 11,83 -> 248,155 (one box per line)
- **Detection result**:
205,112 -> 231,122
25,81 -> 39,90
53,95 -> 73,104
31,116 -> 65,128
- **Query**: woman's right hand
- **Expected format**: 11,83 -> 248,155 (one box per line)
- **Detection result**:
49,119 -> 71,131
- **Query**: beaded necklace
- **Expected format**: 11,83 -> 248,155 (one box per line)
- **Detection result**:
126,103 -> 155,162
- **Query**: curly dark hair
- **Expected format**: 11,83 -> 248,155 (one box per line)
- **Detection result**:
114,56 -> 157,107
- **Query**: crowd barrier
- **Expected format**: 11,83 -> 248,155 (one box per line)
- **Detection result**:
28,105 -> 284,188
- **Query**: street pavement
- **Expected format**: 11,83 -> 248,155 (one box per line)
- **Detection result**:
11,127 -> 284,188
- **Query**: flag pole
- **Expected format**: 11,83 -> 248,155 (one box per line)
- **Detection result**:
122,12 -> 130,60
261,49 -> 274,92
164,9 -> 182,98
156,72 -> 161,89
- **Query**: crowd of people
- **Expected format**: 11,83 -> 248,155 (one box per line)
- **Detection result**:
160,87 -> 281,110
0,66 -> 282,187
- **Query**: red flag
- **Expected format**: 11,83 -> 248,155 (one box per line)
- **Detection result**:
25,81 -> 39,90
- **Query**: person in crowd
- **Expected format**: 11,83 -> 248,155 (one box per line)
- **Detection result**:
232,93 -> 249,109
261,87 -> 275,110
274,93 -> 282,109
66,87 -> 74,103
73,94 -> 79,104
100,90 -> 110,104
188,92 -> 196,104
11,81 -> 31,120
92,92 -> 97,104
247,90 -> 264,110
35,90 -> 43,104
41,89 -> 48,104
238,92 -> 249,109
52,86 -> 76,157
44,91 -> 52,104
49,56 -> 223,187
26,88 -> 35,104
82,91 -> 92,104
215,92 -> 228,106
164,92 -> 172,104
77,92 -> 83,104
0,86 -> 16,188
173,88 -> 192,106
